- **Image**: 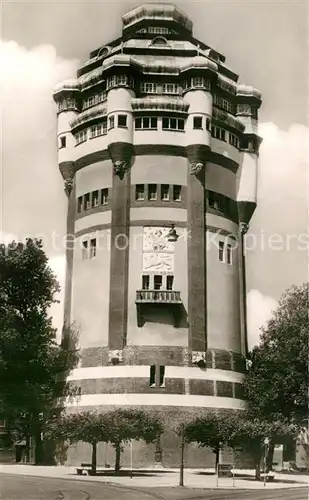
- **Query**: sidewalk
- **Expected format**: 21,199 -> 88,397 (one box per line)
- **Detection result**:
0,464 -> 308,490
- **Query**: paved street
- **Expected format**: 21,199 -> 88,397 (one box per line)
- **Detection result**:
0,475 -> 308,500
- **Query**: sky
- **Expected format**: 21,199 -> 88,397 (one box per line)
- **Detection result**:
1,0 -> 308,349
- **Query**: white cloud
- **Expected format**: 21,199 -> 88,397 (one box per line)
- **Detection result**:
246,289 -> 278,350
247,122 -> 308,299
1,41 -> 79,245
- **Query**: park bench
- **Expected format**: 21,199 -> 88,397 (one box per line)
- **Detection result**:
76,463 -> 110,475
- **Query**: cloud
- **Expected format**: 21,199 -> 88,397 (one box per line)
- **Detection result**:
1,41 -> 79,253
246,122 -> 308,299
246,289 -> 278,350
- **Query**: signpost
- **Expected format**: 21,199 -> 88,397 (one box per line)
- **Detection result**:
179,423 -> 185,487
263,437 -> 270,487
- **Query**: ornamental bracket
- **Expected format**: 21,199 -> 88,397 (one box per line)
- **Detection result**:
189,162 -> 204,176
112,160 -> 130,180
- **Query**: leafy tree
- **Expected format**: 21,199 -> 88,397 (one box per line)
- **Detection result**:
46,411 -> 110,474
244,283 -> 309,425
244,284 -> 308,470
228,416 -> 299,479
0,239 -> 79,463
47,409 -> 163,473
106,409 -> 163,472
183,411 -> 240,468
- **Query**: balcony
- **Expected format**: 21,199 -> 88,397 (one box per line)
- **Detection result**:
135,289 -> 183,327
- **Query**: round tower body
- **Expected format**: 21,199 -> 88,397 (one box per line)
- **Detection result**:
54,3 -> 262,468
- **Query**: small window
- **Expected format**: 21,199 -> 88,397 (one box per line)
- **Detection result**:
219,241 -> 224,262
166,275 -> 174,290
162,117 -> 169,129
136,184 -> 144,201
193,116 -> 203,129
170,118 -> 177,130
159,366 -> 165,387
142,275 -> 150,290
60,136 -> 66,149
118,114 -> 127,128
208,192 -> 219,210
77,196 -> 83,213
178,118 -> 185,130
84,193 -> 91,210
192,77 -> 204,88
227,244 -> 232,265
135,117 -> 142,129
82,241 -> 88,260
206,118 -> 211,131
148,184 -> 157,201
161,184 -> 170,201
173,185 -> 181,202
150,365 -> 156,386
154,275 -> 163,290
92,190 -> 99,207
220,129 -> 226,141
90,239 -> 97,259
101,188 -> 108,205
109,115 -> 115,129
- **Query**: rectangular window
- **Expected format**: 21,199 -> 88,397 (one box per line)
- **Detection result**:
109,115 -> 115,129
76,130 -> 87,144
154,275 -> 162,290
206,118 -> 211,131
148,184 -> 157,201
220,129 -> 226,141
192,77 -> 204,88
90,123 -> 106,138
90,239 -> 96,259
193,116 -> 203,129
136,184 -> 145,201
142,275 -> 150,290
162,83 -> 178,94
135,116 -> 157,130
101,188 -> 108,205
141,82 -> 157,94
159,366 -> 165,387
161,184 -> 170,201
162,117 -> 185,131
118,114 -> 127,128
150,365 -> 156,386
92,190 -> 99,207
82,240 -> 88,260
166,275 -> 174,290
84,193 -> 91,210
227,244 -> 232,265
77,196 -> 83,213
162,117 -> 169,129
219,241 -> 225,262
173,185 -> 182,202
60,136 -> 66,148
208,192 -> 219,210
117,75 -> 127,86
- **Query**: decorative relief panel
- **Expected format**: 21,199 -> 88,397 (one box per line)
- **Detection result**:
142,227 -> 175,274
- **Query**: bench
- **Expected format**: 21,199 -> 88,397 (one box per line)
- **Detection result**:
218,463 -> 233,478
76,463 -> 110,475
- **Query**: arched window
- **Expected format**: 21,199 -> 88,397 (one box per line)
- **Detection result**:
150,36 -> 169,47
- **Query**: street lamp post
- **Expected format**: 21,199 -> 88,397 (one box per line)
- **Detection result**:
263,437 -> 270,487
179,423 -> 185,487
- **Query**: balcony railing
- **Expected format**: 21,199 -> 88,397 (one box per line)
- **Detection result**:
136,289 -> 182,304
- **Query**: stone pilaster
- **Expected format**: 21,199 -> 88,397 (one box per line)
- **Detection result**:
60,161 -> 76,333
107,143 -> 133,350
186,144 -> 209,353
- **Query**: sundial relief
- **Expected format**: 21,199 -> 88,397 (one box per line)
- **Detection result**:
142,227 -> 175,274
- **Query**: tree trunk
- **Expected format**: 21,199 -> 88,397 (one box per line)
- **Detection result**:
214,445 -> 220,470
34,431 -> 43,465
254,447 -> 262,480
115,443 -> 121,473
91,442 -> 97,475
266,442 -> 275,472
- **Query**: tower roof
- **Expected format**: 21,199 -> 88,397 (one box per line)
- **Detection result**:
122,3 -> 193,34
